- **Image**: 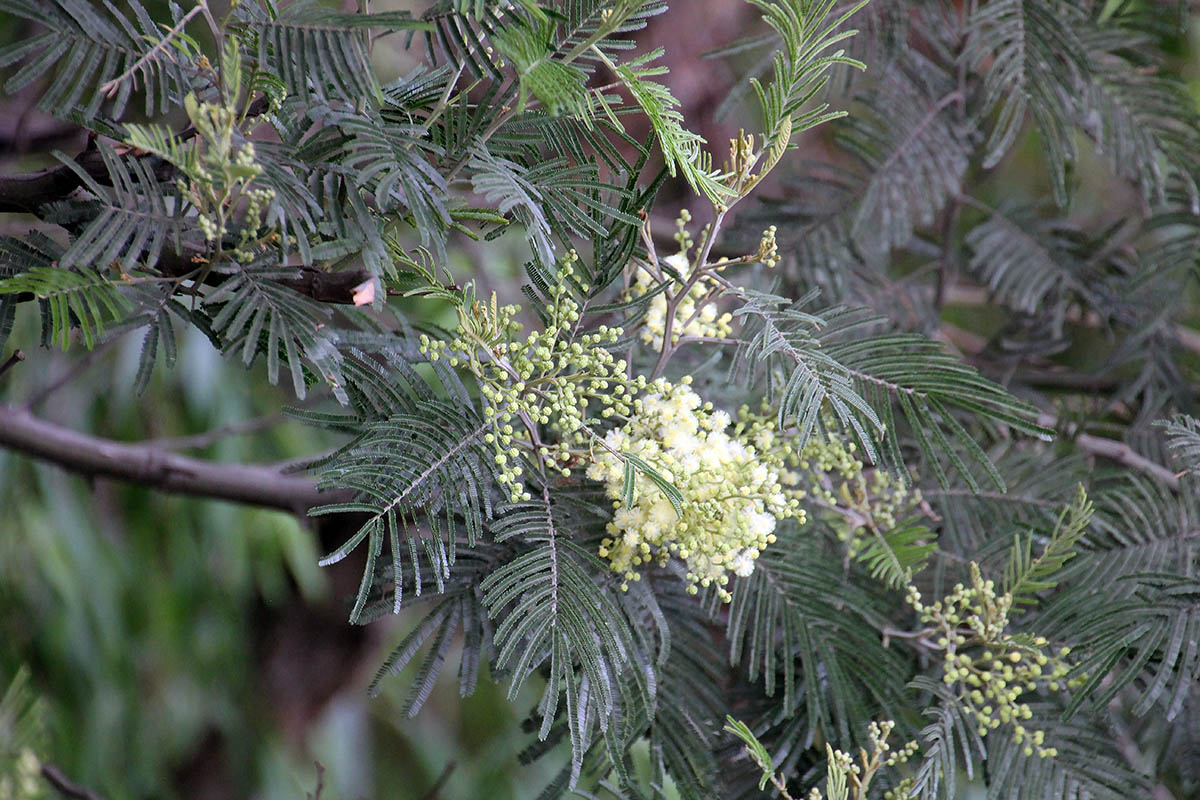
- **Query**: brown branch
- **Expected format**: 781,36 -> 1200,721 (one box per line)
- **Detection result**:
4,245 -> 371,306
0,404 -> 349,513
942,284 -> 1200,357
1038,412 -> 1181,491
0,135 -> 107,214
40,763 -> 105,800
151,249 -> 372,305
0,97 -> 370,305
0,136 -> 176,215
935,323 -> 1178,488
0,96 -> 269,214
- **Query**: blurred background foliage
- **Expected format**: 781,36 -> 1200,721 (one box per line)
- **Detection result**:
0,1 -> 551,794
3,0 -> 1200,798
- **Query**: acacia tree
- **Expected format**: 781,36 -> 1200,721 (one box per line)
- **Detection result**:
2,0 -> 1200,797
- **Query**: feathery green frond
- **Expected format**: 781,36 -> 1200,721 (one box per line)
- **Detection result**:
337,112 -> 452,255
965,0 -> 1088,177
1075,26 -> 1200,206
740,0 -> 868,193
736,295 -> 1050,488
0,266 -> 129,350
858,518 -> 936,589
911,677 -> 985,800
1157,414 -> 1200,473
842,59 -> 973,257
481,494 -> 645,784
0,0 -> 197,119
469,146 -> 557,266
238,5 -> 427,105
986,702 -> 1153,800
1061,572 -> 1200,721
201,268 -> 344,401
601,49 -> 729,203
965,206 -> 1088,317
312,406 -> 494,623
1004,484 -> 1092,610
366,549 -> 495,713
493,16 -> 593,118
52,142 -> 182,272
724,528 -> 908,742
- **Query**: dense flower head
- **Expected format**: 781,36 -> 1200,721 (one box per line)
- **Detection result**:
907,564 -> 1080,758
419,251 -> 645,501
737,408 -> 922,549
587,378 -> 804,600
629,252 -> 733,351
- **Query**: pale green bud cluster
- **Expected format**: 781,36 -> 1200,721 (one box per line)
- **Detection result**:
178,95 -> 277,261
419,252 -> 645,502
883,778 -> 918,800
758,225 -> 780,268
832,469 -> 921,557
907,564 -> 1080,758
673,208 -> 695,253
870,720 -> 920,768
587,378 -> 804,600
629,253 -> 733,350
805,720 -> 918,800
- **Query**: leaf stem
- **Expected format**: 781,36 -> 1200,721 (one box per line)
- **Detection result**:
100,4 -> 207,98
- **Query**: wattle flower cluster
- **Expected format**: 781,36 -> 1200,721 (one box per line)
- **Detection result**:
740,411 -> 922,551
419,252 -> 645,502
587,378 -> 804,600
907,564 -> 1080,758
629,253 -> 733,350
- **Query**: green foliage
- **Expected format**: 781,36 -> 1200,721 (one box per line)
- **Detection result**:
724,529 -> 908,741
313,405 -> 495,621
0,266 -> 128,350
741,0 -> 868,193
4,0 -> 1200,797
238,5 -> 430,104
55,141 -> 183,272
0,0 -> 195,119
0,667 -> 46,798
1158,414 -> 1200,473
1004,484 -> 1092,609
735,296 -> 1049,488
965,0 -> 1088,179
858,518 -> 935,590
724,716 -> 775,791
481,495 -> 644,772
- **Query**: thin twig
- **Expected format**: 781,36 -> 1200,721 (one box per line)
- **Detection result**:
939,273 -> 1200,358
306,762 -> 325,800
40,763 -> 105,800
0,349 -> 24,379
443,82 -> 518,183
651,207 -> 728,379
24,338 -> 121,411
418,760 -> 457,800
934,198 -> 961,312
145,414 -> 287,451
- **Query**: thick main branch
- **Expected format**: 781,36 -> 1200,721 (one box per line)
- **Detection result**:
0,404 -> 346,513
